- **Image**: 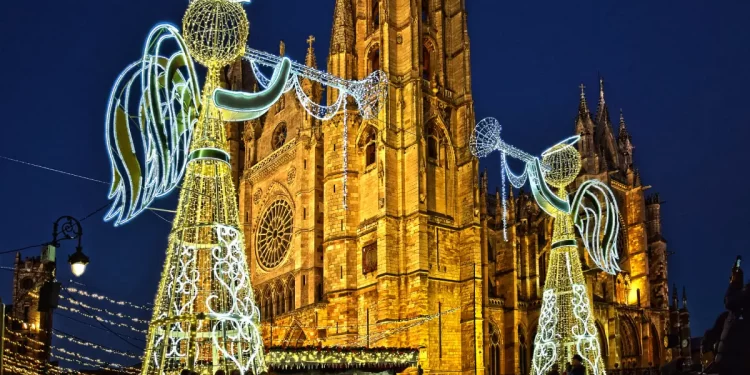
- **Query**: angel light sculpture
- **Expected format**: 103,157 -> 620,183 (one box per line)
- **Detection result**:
470,118 -> 620,375
103,0 -> 386,374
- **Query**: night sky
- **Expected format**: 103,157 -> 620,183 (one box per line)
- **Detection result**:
1,0 -> 748,368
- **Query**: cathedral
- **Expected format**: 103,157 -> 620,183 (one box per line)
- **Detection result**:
221,0 -> 687,374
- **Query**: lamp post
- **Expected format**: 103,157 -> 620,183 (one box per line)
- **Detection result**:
49,216 -> 90,277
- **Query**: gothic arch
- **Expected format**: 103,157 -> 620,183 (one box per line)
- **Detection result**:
650,323 -> 662,366
488,321 -> 503,375
422,118 -> 456,164
518,325 -> 529,375
357,125 -> 378,168
365,42 -> 381,73
619,315 -> 640,365
596,321 -> 609,361
284,322 -> 308,348
422,37 -> 438,80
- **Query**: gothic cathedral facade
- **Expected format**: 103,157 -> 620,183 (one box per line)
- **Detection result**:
224,1 -> 678,374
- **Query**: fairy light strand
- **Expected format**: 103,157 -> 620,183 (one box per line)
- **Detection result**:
64,287 -> 152,311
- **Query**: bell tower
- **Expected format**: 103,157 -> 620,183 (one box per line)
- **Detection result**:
324,0 -> 482,374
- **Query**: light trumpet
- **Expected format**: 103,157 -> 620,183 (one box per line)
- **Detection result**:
245,47 -> 388,120
470,117 -> 565,171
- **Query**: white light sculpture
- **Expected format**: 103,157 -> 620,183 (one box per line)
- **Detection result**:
102,0 -> 387,374
470,117 -> 621,375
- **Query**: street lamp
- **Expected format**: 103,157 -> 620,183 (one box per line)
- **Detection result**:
50,216 -> 90,277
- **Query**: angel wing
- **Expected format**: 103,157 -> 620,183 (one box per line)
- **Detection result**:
571,179 -> 622,275
105,24 -> 201,226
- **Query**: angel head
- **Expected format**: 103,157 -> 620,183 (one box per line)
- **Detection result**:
541,136 -> 581,189
183,0 -> 250,68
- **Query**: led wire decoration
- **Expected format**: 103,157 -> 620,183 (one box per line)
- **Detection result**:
470,117 -> 620,375
218,48 -> 388,209
103,0 -> 386,373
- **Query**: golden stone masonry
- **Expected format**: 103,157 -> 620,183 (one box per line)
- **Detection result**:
220,1 -> 687,374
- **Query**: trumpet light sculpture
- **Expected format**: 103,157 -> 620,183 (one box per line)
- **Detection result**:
103,0 -> 387,374
470,117 -> 621,375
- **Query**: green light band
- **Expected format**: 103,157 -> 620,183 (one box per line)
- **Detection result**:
188,149 -> 230,165
551,239 -> 578,249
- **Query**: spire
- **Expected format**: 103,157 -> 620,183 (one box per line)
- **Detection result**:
329,0 -> 355,55
682,286 -> 688,310
595,76 -> 610,126
594,76 -> 619,170
279,40 -> 285,57
671,283 -> 679,309
301,36 -> 323,104
618,109 -> 630,139
578,83 -> 590,115
305,35 -> 318,68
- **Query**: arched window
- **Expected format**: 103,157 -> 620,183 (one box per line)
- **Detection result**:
519,327 -> 528,375
421,0 -> 429,23
489,323 -> 502,375
369,47 -> 380,73
287,279 -> 295,312
371,1 -> 380,29
272,122 -> 287,150
422,45 -> 431,80
487,240 -> 495,262
425,123 -> 441,161
364,127 -> 377,167
539,252 -> 548,287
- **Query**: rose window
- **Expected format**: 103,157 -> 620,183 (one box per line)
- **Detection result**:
256,199 -> 293,269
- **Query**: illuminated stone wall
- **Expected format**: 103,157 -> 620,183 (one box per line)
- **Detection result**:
227,1 -> 675,374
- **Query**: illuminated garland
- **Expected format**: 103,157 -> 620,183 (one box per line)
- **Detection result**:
56,304 -> 147,334
5,329 -> 46,346
62,294 -> 149,324
53,346 -> 139,373
3,357 -> 41,375
3,336 -> 46,353
265,347 -> 418,371
65,287 -> 151,311
52,331 -> 142,360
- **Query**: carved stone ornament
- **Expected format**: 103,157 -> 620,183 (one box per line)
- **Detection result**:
287,167 -> 297,185
396,33 -> 403,44
253,188 -> 263,204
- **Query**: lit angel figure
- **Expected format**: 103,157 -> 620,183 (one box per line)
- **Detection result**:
103,0 -> 386,374
471,118 -> 621,375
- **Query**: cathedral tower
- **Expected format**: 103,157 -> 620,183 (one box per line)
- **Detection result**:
229,0 -> 482,373
323,0 -> 481,372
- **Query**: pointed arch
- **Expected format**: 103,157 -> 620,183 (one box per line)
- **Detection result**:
422,117 -> 455,164
284,322 -> 308,348
422,37 -> 437,80
596,320 -> 609,363
518,325 -> 529,375
619,315 -> 640,363
371,0 -> 380,30
424,118 -> 456,216
650,323 -> 662,367
488,321 -> 503,375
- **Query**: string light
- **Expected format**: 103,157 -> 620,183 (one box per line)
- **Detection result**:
3,336 -> 45,353
52,331 -> 143,361
53,346 -> 139,373
65,286 -> 152,311
469,117 -> 620,375
56,304 -> 147,334
61,294 -> 149,325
